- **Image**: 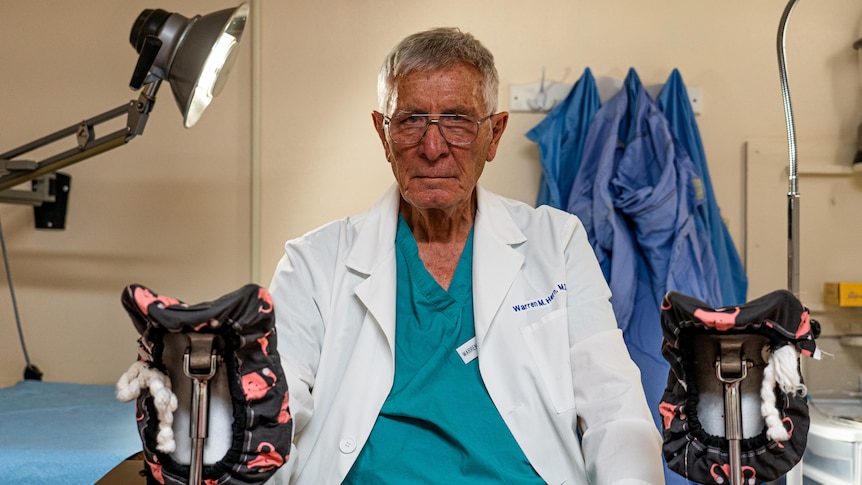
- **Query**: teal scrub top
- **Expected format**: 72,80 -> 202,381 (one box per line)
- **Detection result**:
343,216 -> 542,484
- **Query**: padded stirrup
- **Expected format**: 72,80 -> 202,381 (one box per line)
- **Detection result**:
659,290 -> 818,484
116,284 -> 292,485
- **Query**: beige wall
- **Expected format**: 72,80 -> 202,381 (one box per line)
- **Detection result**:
0,0 -> 860,388
258,0 -> 861,275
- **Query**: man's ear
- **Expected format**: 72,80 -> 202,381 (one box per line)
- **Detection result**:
372,111 -> 395,163
485,111 -> 509,162
372,111 -> 388,149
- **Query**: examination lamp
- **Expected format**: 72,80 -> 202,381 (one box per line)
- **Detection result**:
0,3 -> 249,206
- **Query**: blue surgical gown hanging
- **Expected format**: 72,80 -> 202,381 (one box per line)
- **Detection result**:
564,69 -> 722,485
656,69 -> 748,306
526,68 -> 601,210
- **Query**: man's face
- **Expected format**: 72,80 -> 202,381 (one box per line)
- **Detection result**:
372,63 -> 508,213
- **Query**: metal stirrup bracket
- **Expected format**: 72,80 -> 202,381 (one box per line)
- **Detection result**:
183,332 -> 218,485
715,339 -> 750,485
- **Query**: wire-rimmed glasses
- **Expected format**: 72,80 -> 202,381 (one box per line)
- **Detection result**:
383,113 -> 492,146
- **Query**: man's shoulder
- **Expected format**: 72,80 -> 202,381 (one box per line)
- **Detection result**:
288,213 -> 365,247
482,188 -> 579,232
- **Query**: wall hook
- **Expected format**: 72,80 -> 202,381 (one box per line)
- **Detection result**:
528,66 -> 549,111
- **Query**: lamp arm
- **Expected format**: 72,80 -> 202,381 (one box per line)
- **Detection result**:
0,81 -> 161,195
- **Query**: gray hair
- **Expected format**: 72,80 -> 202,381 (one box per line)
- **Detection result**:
377,27 -> 499,116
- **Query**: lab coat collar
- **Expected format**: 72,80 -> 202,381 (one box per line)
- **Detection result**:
345,184 -> 527,350
344,184 -> 400,277
473,185 -> 526,346
344,184 -> 400,356
344,184 -> 527,273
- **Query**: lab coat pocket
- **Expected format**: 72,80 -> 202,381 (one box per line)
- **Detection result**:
520,308 -> 575,413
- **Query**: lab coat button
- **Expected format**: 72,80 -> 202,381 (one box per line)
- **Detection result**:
339,437 -> 357,454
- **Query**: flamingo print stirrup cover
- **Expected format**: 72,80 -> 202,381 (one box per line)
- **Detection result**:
116,284 -> 292,485
659,290 -> 818,484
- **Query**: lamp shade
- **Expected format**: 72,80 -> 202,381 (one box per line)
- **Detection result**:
129,3 -> 249,128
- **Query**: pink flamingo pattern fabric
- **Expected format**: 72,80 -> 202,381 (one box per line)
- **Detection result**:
120,283 -> 292,485
659,289 -> 817,484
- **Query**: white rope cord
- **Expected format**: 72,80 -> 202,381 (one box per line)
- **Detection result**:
117,360 -> 179,453
760,345 -> 806,442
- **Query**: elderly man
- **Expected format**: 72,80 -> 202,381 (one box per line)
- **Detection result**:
268,27 -> 664,484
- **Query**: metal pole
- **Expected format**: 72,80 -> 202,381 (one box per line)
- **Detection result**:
724,380 -> 744,485
777,3 -> 806,484
777,0 -> 801,297
189,374 -> 213,485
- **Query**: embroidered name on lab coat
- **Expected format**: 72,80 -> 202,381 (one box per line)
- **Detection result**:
456,337 -> 478,364
511,283 -> 567,313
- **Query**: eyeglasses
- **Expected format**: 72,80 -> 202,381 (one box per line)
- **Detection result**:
383,113 -> 492,146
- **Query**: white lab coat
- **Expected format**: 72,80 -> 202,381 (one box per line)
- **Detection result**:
267,184 -> 664,485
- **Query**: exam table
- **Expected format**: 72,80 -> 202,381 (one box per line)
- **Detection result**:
0,380 -> 141,485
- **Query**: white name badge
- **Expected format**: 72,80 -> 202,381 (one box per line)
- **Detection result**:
456,337 -> 478,364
